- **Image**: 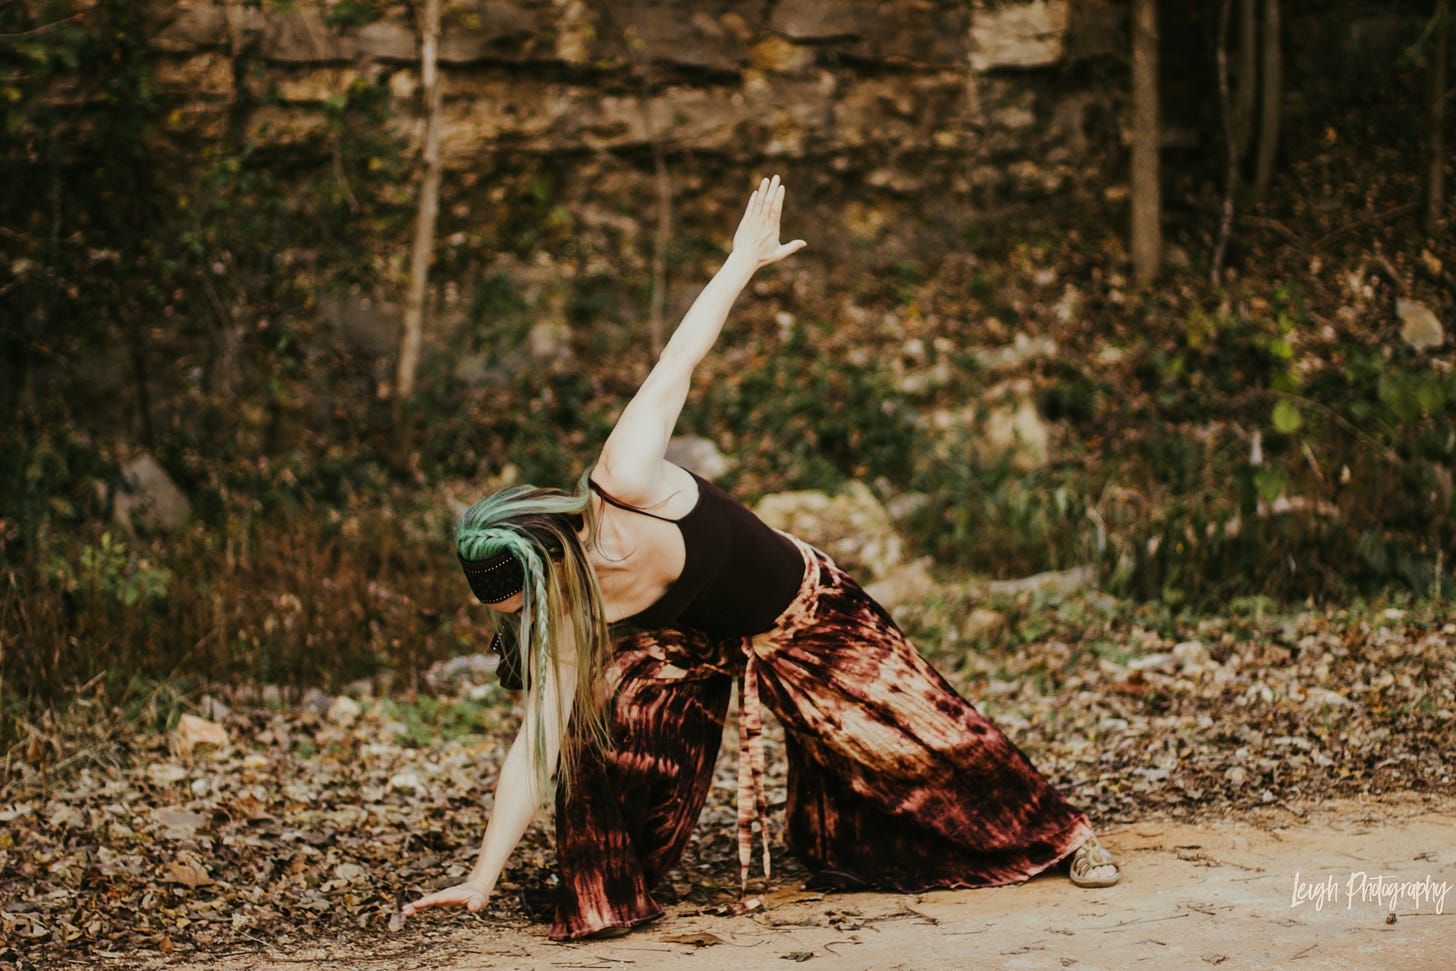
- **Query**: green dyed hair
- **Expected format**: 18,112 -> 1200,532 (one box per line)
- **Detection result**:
456,470 -> 611,802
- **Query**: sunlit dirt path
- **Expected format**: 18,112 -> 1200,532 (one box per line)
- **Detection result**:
123,792 -> 1456,971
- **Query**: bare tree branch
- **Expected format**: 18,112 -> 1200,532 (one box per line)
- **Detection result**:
0,12 -> 82,38
1212,0 -> 1238,287
396,0 -> 442,404
1427,0 -> 1449,235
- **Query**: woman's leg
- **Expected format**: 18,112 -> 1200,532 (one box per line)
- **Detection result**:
753,547 -> 1095,891
550,628 -> 735,940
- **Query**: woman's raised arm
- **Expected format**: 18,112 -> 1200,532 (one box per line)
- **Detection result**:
594,176 -> 806,504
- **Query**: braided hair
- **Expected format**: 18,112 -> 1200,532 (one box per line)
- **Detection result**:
456,471 -> 611,801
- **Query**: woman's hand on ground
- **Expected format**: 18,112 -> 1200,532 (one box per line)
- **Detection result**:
731,175 -> 807,269
400,881 -> 491,917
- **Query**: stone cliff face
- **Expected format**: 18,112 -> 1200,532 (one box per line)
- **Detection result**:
140,0 -> 1132,370
146,1 -> 1125,236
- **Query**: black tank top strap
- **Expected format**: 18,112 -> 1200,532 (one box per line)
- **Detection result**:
589,466 -> 803,637
588,477 -> 680,524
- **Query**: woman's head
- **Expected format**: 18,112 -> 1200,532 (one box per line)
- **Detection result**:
457,488 -> 578,605
455,477 -> 611,799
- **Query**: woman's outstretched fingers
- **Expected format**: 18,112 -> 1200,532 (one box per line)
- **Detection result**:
733,175 -> 805,267
743,181 -> 764,221
400,882 -> 489,917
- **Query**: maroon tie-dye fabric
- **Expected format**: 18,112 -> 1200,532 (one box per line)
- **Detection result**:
547,540 -> 1095,940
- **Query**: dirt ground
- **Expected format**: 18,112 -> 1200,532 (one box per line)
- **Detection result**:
119,792 -> 1456,971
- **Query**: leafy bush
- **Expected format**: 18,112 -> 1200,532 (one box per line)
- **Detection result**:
1072,288 -> 1455,606
689,316 -> 919,492
907,454 -> 1098,579
45,532 -> 173,608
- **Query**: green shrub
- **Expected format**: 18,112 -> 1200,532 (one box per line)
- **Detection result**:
688,317 -> 918,492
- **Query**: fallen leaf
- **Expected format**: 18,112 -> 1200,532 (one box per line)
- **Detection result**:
333,862 -> 367,884
662,932 -> 726,947
327,696 -> 363,726
176,714 -> 230,755
160,863 -> 214,888
765,888 -> 825,905
389,771 -> 423,792
151,808 -> 209,837
146,763 -> 189,786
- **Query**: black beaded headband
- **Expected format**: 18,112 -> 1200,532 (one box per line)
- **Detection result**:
458,550 -> 525,604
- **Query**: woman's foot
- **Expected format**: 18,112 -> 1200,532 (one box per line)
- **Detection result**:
1067,835 -> 1120,887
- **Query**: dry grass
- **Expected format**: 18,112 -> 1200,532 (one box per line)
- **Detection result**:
1,508 -> 474,755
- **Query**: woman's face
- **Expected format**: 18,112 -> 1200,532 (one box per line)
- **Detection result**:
486,591 -> 525,614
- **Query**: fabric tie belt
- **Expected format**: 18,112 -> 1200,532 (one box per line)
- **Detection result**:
731,534 -> 821,893
736,644 -> 771,892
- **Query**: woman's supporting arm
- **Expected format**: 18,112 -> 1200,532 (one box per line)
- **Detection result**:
401,626 -> 578,916
596,175 -> 805,503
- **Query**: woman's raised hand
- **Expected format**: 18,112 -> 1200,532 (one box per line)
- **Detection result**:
731,175 -> 807,269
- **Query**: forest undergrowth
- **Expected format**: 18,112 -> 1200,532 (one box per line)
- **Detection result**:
2,587 -> 1452,967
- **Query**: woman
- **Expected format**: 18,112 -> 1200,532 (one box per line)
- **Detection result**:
400,176 -> 1118,939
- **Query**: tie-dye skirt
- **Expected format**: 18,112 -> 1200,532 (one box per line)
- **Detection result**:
547,538 -> 1095,940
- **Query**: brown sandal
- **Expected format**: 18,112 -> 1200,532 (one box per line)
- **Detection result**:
1068,835 -> 1120,887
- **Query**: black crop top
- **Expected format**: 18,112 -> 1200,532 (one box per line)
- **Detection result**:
591,468 -> 804,638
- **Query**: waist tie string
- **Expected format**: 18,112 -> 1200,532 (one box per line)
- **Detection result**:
735,642 -> 771,892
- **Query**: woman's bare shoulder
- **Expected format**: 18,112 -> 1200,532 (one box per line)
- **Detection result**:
590,458 -> 696,514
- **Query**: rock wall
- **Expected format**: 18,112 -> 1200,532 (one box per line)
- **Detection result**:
139,0 -> 1132,389
146,0 -> 1126,241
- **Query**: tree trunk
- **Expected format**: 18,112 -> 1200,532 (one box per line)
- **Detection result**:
397,0 -> 442,404
1130,0 -> 1162,285
1212,0 -> 1238,287
1428,0 -> 1450,236
1231,0 -> 1257,159
1252,0 -> 1282,203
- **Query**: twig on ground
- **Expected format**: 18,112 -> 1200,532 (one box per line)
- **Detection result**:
1096,912 -> 1191,933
